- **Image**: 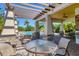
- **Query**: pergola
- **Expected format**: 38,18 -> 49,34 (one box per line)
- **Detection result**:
1,3 -> 74,37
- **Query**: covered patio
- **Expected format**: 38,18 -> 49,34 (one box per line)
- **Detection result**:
0,3 -> 79,56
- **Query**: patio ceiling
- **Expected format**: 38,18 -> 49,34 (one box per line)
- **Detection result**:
6,3 -> 60,19
51,3 -> 79,20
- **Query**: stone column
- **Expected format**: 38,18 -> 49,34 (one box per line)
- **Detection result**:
0,5 -> 22,47
45,15 -> 53,35
60,20 -> 64,32
60,19 -> 64,36
1,9 -> 15,36
35,21 -> 39,32
60,22 -> 63,32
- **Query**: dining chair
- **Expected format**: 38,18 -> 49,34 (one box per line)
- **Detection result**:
31,31 -> 40,40
60,31 -> 64,37
52,35 -> 61,45
55,37 -> 70,56
47,34 -> 54,41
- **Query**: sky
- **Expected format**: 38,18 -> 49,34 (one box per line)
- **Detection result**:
0,3 -> 5,15
16,18 -> 36,27
0,3 -> 36,27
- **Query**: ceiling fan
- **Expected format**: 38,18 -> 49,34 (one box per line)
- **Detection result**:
63,13 -> 68,20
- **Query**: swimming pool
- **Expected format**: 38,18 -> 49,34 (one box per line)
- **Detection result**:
22,31 -> 45,36
22,31 -> 33,36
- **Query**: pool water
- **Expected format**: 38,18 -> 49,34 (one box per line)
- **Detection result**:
22,31 -> 33,36
22,31 -> 45,36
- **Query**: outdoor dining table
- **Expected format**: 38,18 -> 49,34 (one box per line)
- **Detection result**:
24,39 -> 58,56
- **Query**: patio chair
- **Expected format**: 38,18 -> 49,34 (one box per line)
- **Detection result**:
31,31 -> 40,40
52,35 -> 61,45
60,31 -> 64,37
47,34 -> 61,45
55,38 -> 70,56
47,34 -> 54,41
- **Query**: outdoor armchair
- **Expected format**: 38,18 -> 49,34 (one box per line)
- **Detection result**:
55,38 -> 70,56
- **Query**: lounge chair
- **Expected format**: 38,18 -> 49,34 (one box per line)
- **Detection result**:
55,38 -> 70,56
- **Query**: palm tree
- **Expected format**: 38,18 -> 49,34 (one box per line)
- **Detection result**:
25,19 -> 29,27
